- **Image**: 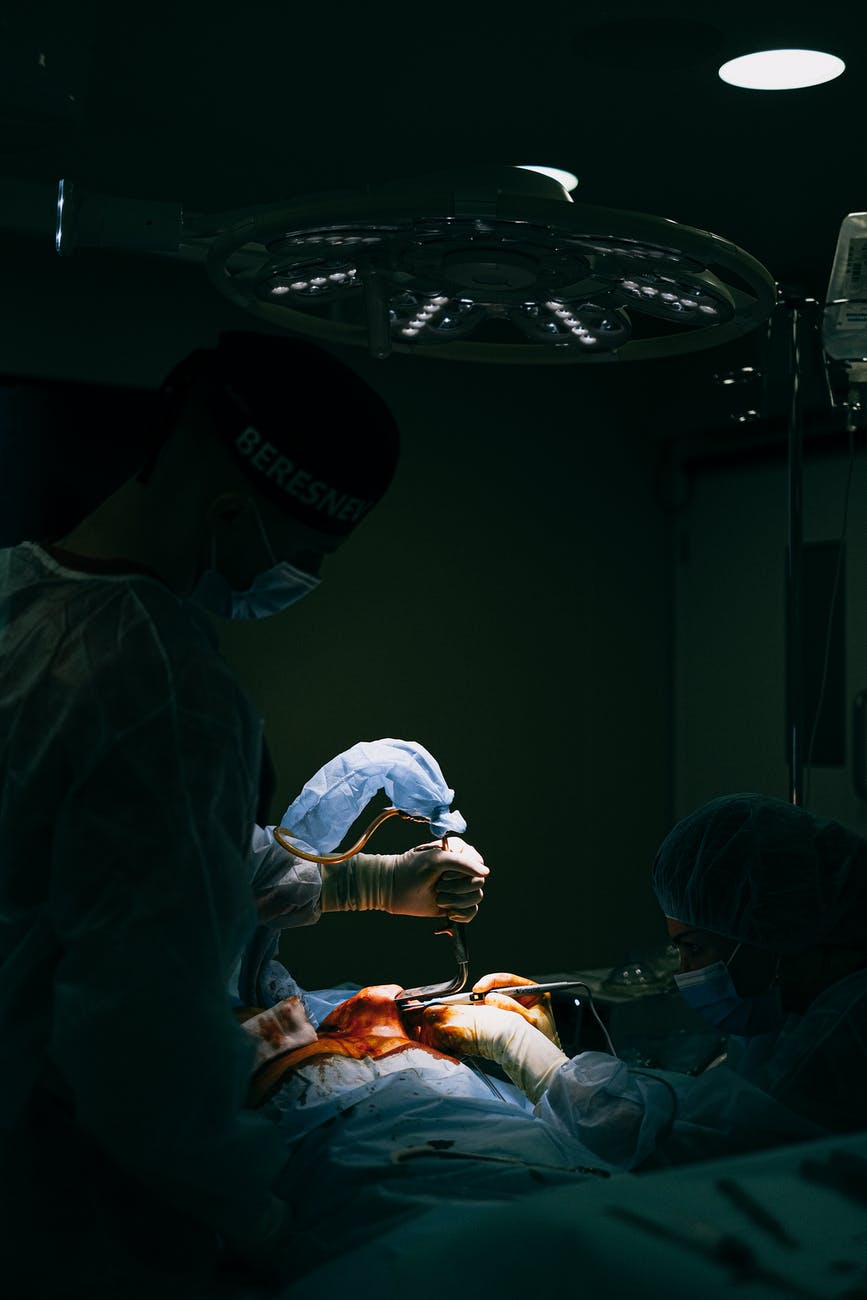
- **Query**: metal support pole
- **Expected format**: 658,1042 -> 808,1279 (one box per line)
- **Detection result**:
785,302 -> 808,805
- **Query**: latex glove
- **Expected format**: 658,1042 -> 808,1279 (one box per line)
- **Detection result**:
320,836 -> 488,921
413,1001 -> 568,1103
472,972 -> 562,1047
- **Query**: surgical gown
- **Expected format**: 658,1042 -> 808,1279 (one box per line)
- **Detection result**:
0,542 -> 305,1285
536,967 -> 867,1169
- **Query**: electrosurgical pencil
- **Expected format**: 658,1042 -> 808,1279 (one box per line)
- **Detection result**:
403,980 -> 590,1008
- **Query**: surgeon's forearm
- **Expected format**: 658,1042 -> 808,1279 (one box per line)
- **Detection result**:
249,824 -> 324,926
535,1052 -> 676,1170
320,853 -> 391,912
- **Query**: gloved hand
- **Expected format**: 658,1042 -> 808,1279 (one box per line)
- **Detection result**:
413,999 -> 568,1103
320,837 -> 488,921
472,972 -> 562,1047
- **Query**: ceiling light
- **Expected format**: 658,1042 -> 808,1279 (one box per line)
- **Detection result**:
718,49 -> 845,91
515,165 -> 579,192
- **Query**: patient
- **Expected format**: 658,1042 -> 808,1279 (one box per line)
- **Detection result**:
239,975 -> 563,1105
237,980 -> 613,1274
236,940 -> 839,1283
238,983 -> 462,1107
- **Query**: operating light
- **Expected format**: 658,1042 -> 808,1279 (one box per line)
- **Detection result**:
516,165 -> 579,193
48,169 -> 775,362
718,49 -> 845,91
201,168 -> 776,362
617,272 -> 732,323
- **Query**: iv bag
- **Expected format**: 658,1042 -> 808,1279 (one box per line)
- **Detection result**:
279,738 -> 467,854
822,212 -> 867,362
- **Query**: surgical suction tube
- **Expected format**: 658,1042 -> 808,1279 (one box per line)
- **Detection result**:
272,807 -> 429,864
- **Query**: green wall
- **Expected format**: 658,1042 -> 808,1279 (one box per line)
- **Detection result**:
219,354 -> 674,990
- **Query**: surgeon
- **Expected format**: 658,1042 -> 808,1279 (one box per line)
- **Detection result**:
417,794 -> 867,1168
0,331 -> 488,1297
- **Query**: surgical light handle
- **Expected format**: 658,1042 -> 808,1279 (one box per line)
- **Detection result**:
272,806 -> 431,864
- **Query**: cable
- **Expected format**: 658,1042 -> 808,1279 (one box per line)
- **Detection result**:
571,984 -> 618,1057
463,1056 -> 508,1101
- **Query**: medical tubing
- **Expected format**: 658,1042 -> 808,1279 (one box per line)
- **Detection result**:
272,807 -> 429,864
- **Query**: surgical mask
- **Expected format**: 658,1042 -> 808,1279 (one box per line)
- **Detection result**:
191,503 -> 321,621
674,943 -> 786,1037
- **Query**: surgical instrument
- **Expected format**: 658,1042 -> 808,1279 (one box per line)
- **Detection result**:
716,1178 -> 799,1249
400,980 -> 592,1009
608,1208 -> 822,1297
395,916 -> 470,1008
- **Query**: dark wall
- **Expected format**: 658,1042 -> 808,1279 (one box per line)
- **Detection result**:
222,352 -> 674,989
0,374 -> 162,545
1,234 -> 674,991
675,445 -> 867,837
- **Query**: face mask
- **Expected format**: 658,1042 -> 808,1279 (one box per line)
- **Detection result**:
674,943 -> 787,1036
191,503 -> 321,621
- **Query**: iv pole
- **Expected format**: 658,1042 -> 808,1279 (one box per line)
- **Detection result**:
785,286 -> 861,808
785,298 -> 811,807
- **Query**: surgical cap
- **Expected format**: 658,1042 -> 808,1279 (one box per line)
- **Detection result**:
159,331 -> 401,538
651,793 -> 867,952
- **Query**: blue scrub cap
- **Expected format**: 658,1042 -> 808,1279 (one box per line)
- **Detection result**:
651,793 -> 867,952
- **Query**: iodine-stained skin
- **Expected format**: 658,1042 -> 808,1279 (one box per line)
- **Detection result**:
240,985 -> 457,1106
238,996 -> 319,1072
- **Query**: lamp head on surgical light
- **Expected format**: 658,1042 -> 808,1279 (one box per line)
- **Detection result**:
53,165 -> 777,366
202,165 -> 774,364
